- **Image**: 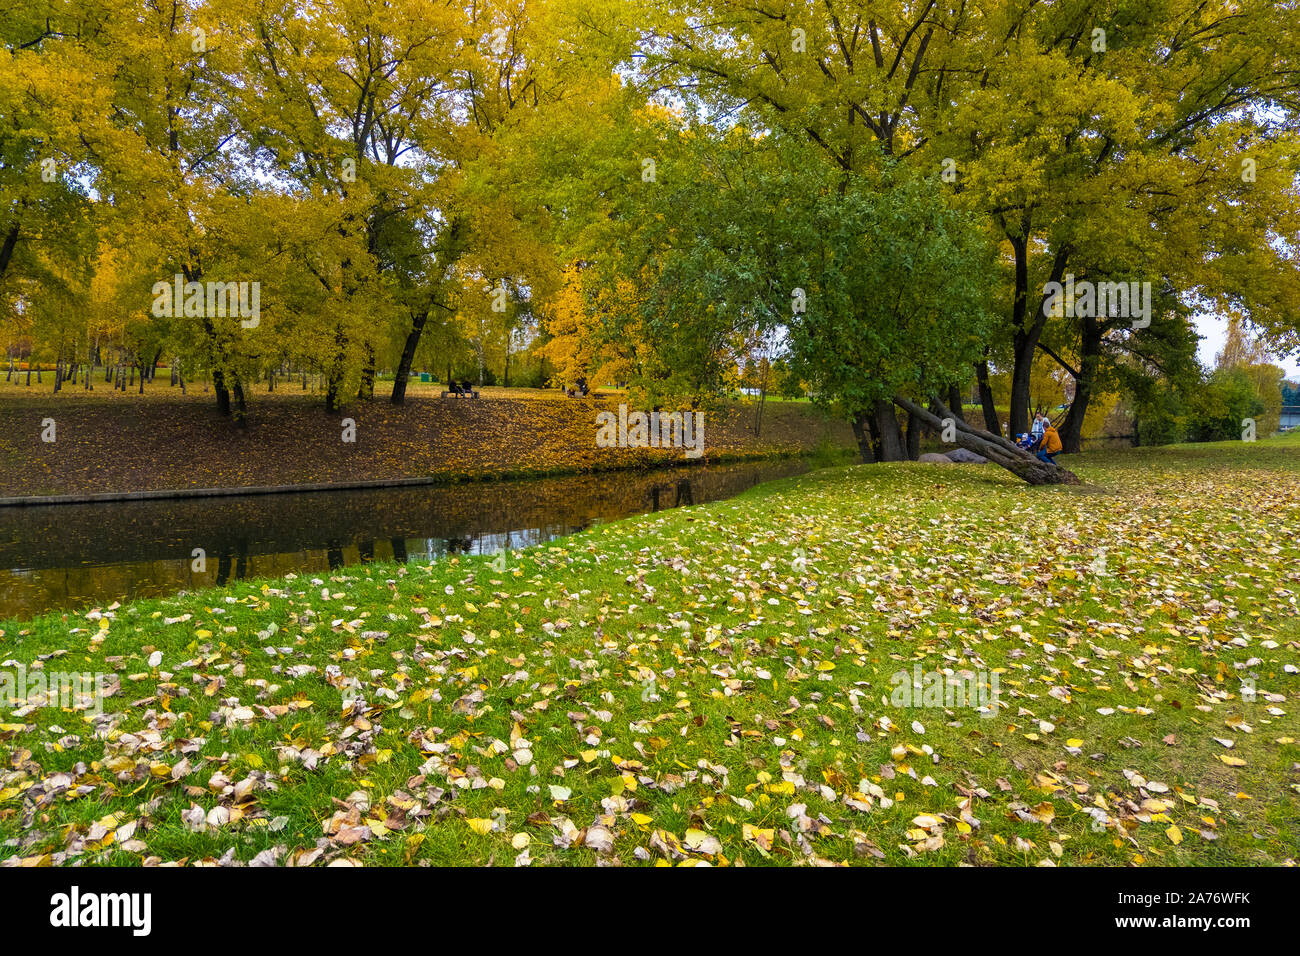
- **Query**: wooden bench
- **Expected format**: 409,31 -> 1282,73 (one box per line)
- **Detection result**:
440,389 -> 480,399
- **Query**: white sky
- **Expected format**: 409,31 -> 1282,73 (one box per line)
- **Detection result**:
1194,313 -> 1300,380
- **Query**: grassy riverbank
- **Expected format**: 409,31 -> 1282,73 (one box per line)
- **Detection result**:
1,434 -> 1297,866
0,381 -> 853,499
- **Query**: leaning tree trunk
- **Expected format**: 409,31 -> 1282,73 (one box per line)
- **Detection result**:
391,309 -> 428,405
892,394 -> 1081,486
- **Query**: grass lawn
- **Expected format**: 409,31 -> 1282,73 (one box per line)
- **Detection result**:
1,433 -> 1297,866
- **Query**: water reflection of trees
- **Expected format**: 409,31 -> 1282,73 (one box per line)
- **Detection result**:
1,460 -> 809,617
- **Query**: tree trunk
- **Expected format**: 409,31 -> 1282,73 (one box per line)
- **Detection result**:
1057,318 -> 1102,454
391,310 -> 428,405
1007,234 -> 1033,438
905,409 -> 922,461
850,411 -> 877,463
892,394 -> 1081,485
231,379 -> 247,428
325,324 -> 347,413
948,383 -> 964,423
1009,241 -> 1070,438
974,356 -> 999,432
361,344 -> 375,399
0,224 -> 18,280
869,399 -> 907,461
212,368 -> 231,416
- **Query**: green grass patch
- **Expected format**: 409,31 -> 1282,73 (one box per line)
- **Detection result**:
1,434 -> 1297,866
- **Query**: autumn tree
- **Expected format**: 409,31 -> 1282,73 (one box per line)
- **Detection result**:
644,0 -> 1300,447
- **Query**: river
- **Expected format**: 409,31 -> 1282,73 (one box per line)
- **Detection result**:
0,458 -> 811,619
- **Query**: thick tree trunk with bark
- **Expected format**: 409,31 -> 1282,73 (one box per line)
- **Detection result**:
231,379 -> 247,428
905,409 -> 922,461
869,399 -> 907,461
360,344 -> 376,400
1008,240 -> 1071,438
0,224 -> 19,279
391,309 -> 428,405
850,411 -> 876,463
892,394 -> 1081,485
325,325 -> 347,413
974,356 -> 1000,433
212,368 -> 231,416
390,219 -> 464,404
1056,317 -> 1102,454
948,384 -> 964,422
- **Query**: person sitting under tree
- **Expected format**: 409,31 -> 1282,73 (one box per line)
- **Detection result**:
1030,410 -> 1046,445
1033,419 -> 1063,464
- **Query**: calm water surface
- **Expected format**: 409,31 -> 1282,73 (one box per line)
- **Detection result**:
0,459 -> 811,618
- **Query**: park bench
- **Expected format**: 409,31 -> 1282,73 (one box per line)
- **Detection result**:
441,388 -> 480,399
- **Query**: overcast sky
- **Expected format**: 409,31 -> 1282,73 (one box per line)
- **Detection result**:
1194,313 -> 1300,381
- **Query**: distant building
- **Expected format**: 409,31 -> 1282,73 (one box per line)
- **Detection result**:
1282,381 -> 1300,430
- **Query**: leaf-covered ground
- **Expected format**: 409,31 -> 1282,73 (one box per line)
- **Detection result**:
1,434 -> 1298,866
0,380 -> 850,498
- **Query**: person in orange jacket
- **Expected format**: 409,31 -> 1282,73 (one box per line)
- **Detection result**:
1034,421 -> 1063,463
